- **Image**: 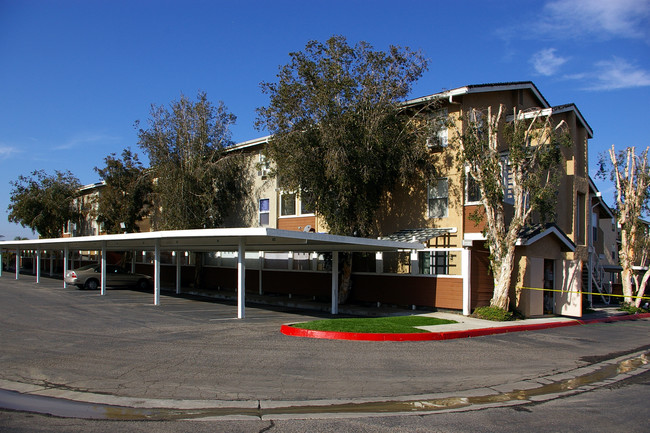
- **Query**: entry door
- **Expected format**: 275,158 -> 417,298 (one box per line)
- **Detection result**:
555,260 -> 582,317
543,259 -> 555,315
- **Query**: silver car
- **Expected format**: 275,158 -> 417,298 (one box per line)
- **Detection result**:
65,264 -> 152,290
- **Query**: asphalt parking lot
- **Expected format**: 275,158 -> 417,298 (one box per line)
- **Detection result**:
1,274 -> 649,407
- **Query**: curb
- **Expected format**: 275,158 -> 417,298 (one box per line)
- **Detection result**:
281,312 -> 650,341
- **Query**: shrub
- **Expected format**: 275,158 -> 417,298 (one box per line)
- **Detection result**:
619,303 -> 649,315
472,306 -> 513,321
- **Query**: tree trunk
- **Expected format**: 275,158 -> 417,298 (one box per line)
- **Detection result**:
490,248 -> 516,310
621,267 -> 634,305
338,253 -> 353,304
634,269 -> 650,308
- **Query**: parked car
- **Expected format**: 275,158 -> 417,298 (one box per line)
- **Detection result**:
64,264 -> 152,290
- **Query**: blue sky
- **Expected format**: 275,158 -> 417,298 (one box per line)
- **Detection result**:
1,0 -> 649,239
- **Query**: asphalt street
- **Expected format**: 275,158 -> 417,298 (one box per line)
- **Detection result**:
0,274 -> 649,430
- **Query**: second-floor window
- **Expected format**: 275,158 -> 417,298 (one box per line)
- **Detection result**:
280,191 -> 315,217
259,198 -> 270,226
427,108 -> 448,148
428,178 -> 448,218
280,193 -> 296,216
466,173 -> 481,204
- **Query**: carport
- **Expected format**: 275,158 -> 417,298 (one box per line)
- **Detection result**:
0,227 -> 421,318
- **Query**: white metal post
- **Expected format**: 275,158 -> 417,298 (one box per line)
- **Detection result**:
331,251 -> 339,315
49,252 -> 54,276
15,249 -> 20,280
63,246 -> 68,288
410,249 -> 419,275
375,252 -> 384,274
175,251 -> 181,295
154,240 -> 160,306
100,243 -> 107,296
237,239 -> 246,319
36,249 -> 41,284
462,248 -> 472,316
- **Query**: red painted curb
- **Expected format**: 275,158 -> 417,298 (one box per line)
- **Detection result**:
280,313 -> 650,342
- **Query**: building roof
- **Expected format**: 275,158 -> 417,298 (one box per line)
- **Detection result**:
403,81 -> 550,109
516,223 -> 576,252
0,227 -> 422,253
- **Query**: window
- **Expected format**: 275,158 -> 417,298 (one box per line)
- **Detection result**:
427,108 -> 448,148
577,193 -> 586,245
280,193 -> 296,216
501,156 -> 514,205
419,251 -> 449,275
428,178 -> 448,218
466,173 -> 481,204
300,193 -> 314,215
259,198 -> 270,226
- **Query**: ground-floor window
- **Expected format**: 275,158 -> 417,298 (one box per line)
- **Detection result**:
419,251 -> 449,275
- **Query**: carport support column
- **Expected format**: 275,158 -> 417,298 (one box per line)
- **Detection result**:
36,249 -> 41,284
237,238 -> 246,319
15,249 -> 20,280
63,246 -> 68,288
462,248 -> 471,316
100,242 -> 107,296
154,239 -> 160,306
331,251 -> 339,315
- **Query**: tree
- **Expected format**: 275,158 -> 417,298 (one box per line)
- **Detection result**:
256,35 -> 431,237
137,92 -> 250,230
598,145 -> 650,308
453,105 -> 571,310
94,148 -> 152,234
7,170 -> 81,238
256,35 -> 431,301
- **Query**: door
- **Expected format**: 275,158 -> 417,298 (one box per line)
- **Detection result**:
543,259 -> 555,315
555,260 -> 582,317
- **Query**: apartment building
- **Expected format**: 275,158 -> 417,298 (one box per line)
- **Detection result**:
67,81 -> 610,317
222,82 -> 598,316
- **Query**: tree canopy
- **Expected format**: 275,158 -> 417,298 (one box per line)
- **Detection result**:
7,170 -> 81,238
256,35 -> 431,237
94,148 -> 152,234
137,92 -> 250,230
454,105 -> 571,310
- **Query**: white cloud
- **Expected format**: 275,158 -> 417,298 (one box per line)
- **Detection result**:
0,145 -> 20,159
530,48 -> 569,76
539,0 -> 650,39
586,57 -> 650,90
54,133 -> 121,151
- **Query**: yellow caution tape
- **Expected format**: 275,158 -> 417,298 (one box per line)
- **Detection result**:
519,286 -> 650,301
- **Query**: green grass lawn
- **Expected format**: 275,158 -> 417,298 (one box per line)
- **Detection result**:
291,315 -> 457,334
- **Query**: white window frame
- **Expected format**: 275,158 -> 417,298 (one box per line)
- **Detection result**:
279,191 -> 315,218
259,198 -> 270,226
280,192 -> 297,217
427,108 -> 448,148
465,167 -> 482,205
428,178 -> 449,218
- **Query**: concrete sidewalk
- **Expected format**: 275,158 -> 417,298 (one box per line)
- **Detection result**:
281,306 -> 650,341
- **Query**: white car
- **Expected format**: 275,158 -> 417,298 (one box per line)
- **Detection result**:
65,264 -> 152,290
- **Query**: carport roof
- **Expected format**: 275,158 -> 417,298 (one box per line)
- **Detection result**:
0,227 -> 423,253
